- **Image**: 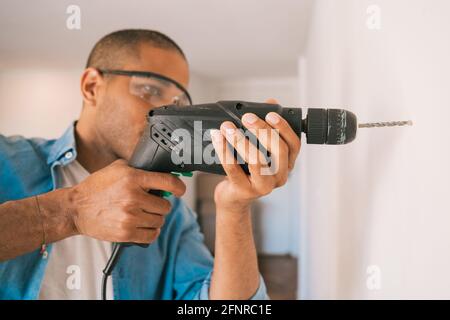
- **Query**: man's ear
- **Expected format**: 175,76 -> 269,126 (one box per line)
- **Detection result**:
80,68 -> 104,107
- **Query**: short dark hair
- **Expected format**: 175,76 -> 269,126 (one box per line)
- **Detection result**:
85,29 -> 185,69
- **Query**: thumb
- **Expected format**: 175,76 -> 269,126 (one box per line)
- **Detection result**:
265,98 -> 279,104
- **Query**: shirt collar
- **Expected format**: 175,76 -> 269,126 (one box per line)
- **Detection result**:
47,121 -> 78,165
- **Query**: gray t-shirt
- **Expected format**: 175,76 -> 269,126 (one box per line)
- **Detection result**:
38,160 -> 113,300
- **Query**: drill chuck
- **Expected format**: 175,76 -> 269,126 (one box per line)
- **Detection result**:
303,108 -> 357,145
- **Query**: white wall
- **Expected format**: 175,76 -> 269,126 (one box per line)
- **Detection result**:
0,70 -> 82,138
299,0 -> 450,299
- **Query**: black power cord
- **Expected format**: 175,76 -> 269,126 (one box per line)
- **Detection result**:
101,243 -> 124,300
100,189 -> 160,300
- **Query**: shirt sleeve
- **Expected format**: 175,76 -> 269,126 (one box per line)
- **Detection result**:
171,197 -> 270,300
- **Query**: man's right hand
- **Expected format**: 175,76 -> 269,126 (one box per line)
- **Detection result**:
69,159 -> 186,244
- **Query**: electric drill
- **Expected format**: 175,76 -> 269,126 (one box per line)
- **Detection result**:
101,100 -> 412,299
129,100 -> 359,175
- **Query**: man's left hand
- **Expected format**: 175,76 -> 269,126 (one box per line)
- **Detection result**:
210,98 -> 302,216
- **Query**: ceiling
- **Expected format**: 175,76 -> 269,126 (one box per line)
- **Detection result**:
0,0 -> 312,79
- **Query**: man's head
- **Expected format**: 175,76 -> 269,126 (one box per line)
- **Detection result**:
79,29 -> 190,163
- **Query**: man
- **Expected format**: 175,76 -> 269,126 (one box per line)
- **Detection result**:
0,29 -> 301,300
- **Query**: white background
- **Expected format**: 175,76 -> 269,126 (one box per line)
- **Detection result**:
299,0 -> 450,299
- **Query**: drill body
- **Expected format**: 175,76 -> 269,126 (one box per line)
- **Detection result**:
129,100 -> 357,175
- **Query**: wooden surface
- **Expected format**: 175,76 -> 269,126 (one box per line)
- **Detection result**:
258,255 -> 298,300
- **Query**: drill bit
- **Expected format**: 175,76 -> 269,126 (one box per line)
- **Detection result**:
358,120 -> 413,128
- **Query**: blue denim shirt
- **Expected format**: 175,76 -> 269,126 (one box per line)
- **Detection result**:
0,123 -> 268,300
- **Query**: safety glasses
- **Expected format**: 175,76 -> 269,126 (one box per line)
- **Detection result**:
98,69 -> 192,107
